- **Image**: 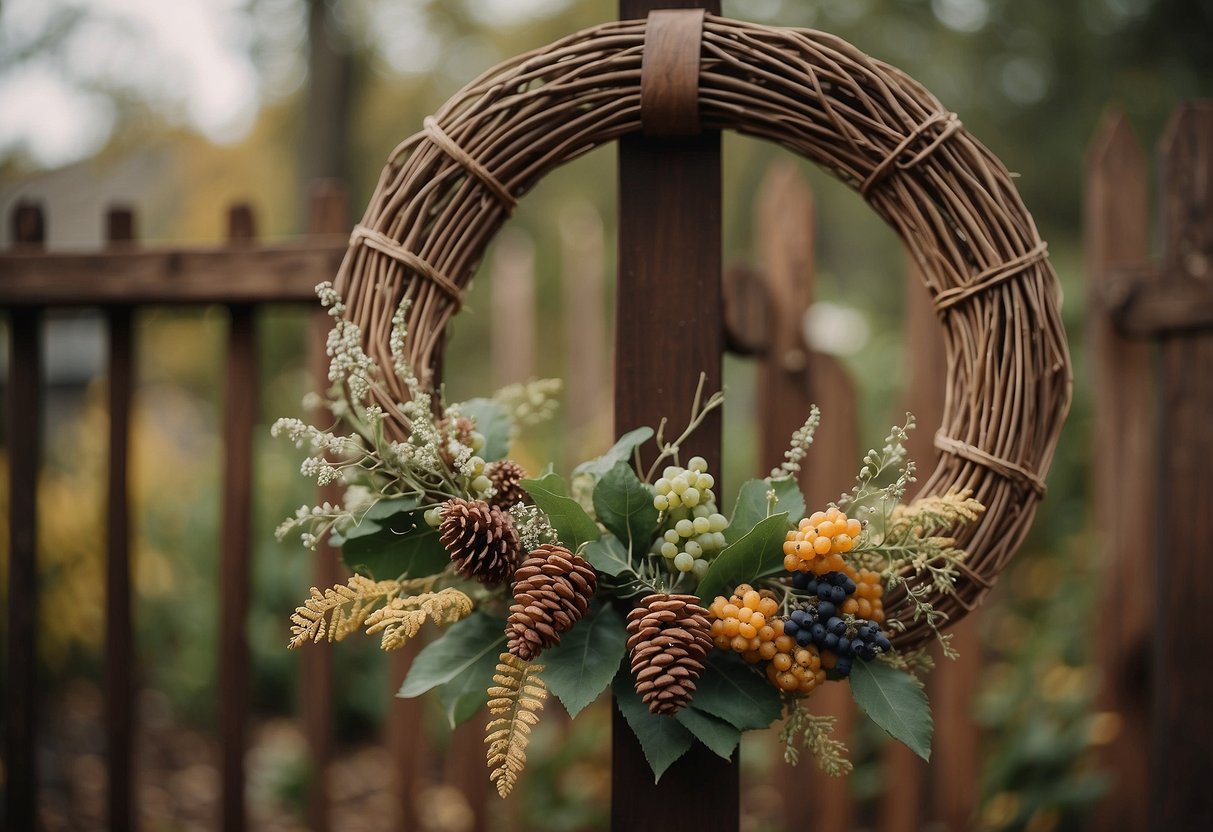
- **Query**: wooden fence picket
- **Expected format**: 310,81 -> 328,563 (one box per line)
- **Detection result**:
1085,107 -> 1153,832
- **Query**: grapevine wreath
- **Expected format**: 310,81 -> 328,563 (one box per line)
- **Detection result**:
278,12 -> 1071,791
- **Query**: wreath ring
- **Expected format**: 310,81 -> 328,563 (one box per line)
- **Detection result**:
333,13 -> 1072,649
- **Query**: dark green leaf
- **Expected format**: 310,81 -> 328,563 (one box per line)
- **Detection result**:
696,512 -> 789,603
341,510 -> 450,581
725,478 -> 805,544
398,613 -> 506,698
458,397 -> 511,461
572,426 -> 654,481
581,536 -> 635,578
612,672 -> 694,781
437,636 -> 502,727
542,603 -> 628,718
675,707 -> 741,760
850,660 -> 933,761
521,474 -> 601,550
689,652 -> 783,731
592,461 -> 659,548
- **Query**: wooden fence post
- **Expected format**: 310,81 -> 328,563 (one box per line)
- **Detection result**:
4,200 -> 45,831
613,1 -> 730,829
1144,102 -> 1213,829
220,203 -> 258,832
105,204 -> 138,831
302,180 -> 350,832
1085,107 -> 1153,831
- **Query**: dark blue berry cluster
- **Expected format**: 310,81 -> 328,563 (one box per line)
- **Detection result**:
783,571 -> 891,677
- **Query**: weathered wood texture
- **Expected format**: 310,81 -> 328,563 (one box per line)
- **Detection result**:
0,241 -> 344,306
613,2 -> 728,830
105,205 -> 138,832
1085,108 -> 1154,832
1149,102 -> 1213,830
219,204 -> 259,832
4,201 -> 45,832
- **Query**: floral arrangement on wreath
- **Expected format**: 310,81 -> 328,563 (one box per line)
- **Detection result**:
277,283 -> 984,796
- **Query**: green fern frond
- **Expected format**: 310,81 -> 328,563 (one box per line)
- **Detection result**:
779,699 -> 852,776
288,575 -> 402,649
484,653 -> 547,798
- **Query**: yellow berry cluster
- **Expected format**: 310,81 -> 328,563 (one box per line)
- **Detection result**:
840,565 -> 885,623
766,642 -> 825,695
782,508 -> 862,574
707,585 -> 781,662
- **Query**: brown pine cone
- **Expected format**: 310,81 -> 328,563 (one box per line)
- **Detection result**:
486,460 -> 528,510
436,416 -> 476,467
625,593 -> 714,716
438,498 -> 522,585
506,544 -> 597,660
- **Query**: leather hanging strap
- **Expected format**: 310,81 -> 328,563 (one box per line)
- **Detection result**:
640,9 -> 706,137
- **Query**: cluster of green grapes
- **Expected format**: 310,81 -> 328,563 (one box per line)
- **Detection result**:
649,457 -> 730,578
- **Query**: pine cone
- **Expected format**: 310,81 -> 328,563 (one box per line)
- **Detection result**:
506,544 -> 597,660
436,416 -> 476,467
625,593 -> 713,716
486,460 -> 528,510
439,498 -> 522,585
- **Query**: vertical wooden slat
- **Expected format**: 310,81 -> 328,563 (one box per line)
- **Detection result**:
490,229 -> 536,388
614,2 -> 726,829
1085,107 -> 1153,831
902,251 -> 981,832
4,200 -> 45,832
1152,102 -> 1213,829
105,205 -> 138,832
302,181 -> 349,832
751,161 -> 858,832
220,203 -> 258,832
387,642 -> 426,828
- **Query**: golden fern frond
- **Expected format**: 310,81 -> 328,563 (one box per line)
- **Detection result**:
364,588 -> 474,651
288,575 -> 402,649
484,653 -> 547,798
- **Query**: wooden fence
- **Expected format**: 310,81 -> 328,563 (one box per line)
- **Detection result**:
2,100 -> 1211,831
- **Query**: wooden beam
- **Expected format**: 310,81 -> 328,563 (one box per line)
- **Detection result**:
613,2 -> 727,830
0,240 -> 345,307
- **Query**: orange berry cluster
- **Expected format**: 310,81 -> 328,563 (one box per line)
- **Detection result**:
708,585 -> 826,696
782,508 -> 863,574
708,585 -> 781,661
840,565 -> 885,623
767,641 -> 826,695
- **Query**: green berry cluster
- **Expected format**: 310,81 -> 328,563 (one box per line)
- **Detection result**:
649,456 -> 729,577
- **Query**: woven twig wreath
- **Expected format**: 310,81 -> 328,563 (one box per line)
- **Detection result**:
332,14 -> 1072,649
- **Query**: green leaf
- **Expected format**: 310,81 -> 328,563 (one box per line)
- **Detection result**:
341,510 -> 450,581
542,603 -> 628,718
398,613 -> 506,698
581,536 -> 635,578
696,512 -> 789,603
521,474 -> 601,551
592,461 -> 659,548
612,672 -> 695,781
725,478 -> 805,544
572,426 -> 654,481
458,397 -> 511,461
363,495 -> 422,523
437,636 -> 502,728
689,652 -> 783,731
675,707 -> 741,761
850,660 -> 933,761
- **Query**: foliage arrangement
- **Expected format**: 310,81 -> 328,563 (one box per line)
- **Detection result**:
278,284 -> 985,795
